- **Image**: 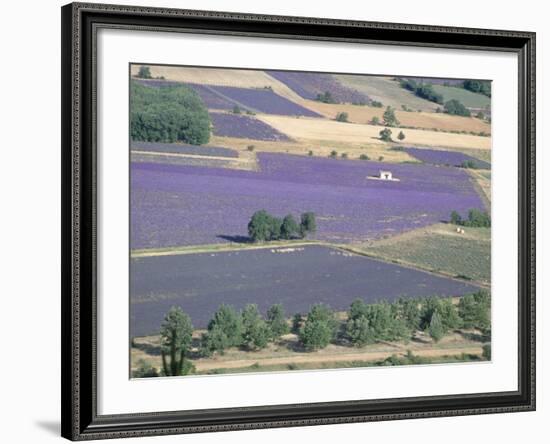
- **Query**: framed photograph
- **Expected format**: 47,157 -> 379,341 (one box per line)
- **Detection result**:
61,2 -> 536,440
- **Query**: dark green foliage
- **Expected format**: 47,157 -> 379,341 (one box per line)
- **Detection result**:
463,80 -> 491,97
359,154 -> 370,160
299,304 -> 338,350
450,209 -> 491,227
371,116 -> 380,125
461,160 -> 479,169
370,100 -> 383,108
159,306 -> 194,376
202,304 -> 243,355
308,150 -> 313,156
428,311 -> 444,342
346,316 -> 374,347
379,128 -> 393,142
378,156 -> 384,162
420,296 -> 462,333
444,99 -> 471,117
335,112 -> 349,122
299,212 -> 317,238
399,79 -> 444,104
383,106 -> 400,127
248,210 -> 315,242
280,214 -> 300,240
341,153 -> 348,159
291,313 -> 303,334
397,131 -> 406,141
458,290 -> 491,330
130,81 -> 210,145
247,145 -> 255,151
267,304 -> 289,339
132,359 -> 159,378
232,105 -> 242,114
316,91 -> 337,104
476,111 -> 485,119
329,150 -> 338,158
241,304 -> 271,350
136,66 -> 152,79
395,297 -> 422,331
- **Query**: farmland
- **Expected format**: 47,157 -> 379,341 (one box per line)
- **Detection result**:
130,153 -> 484,249
130,244 -> 481,336
129,65 -> 492,377
357,223 -> 491,285
209,112 -> 292,141
431,84 -> 492,109
256,115 -> 492,150
403,147 -> 491,169
300,100 -> 491,133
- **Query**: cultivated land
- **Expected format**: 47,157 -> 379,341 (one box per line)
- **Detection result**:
334,74 -> 441,112
129,66 -> 492,376
130,244 -> 481,336
357,223 -> 491,285
256,115 -> 492,150
131,65 -> 304,102
299,100 -> 491,133
431,84 -> 492,109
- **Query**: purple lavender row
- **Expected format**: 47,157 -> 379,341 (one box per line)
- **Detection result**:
209,113 -> 292,142
404,147 -> 490,169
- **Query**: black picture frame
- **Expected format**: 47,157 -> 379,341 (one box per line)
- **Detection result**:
61,2 -> 536,440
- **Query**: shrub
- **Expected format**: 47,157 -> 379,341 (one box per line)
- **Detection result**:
397,131 -> 406,141
308,150 -> 313,156
341,152 -> 348,159
444,99 -> 471,117
383,106 -> 400,126
335,112 -> 349,122
371,116 -> 380,125
247,145 -> 255,151
379,128 -> 392,142
132,359 -> 159,378
359,154 -> 370,160
232,105 -> 242,114
329,150 -> 338,158
316,91 -> 337,104
482,344 -> 492,360
291,313 -> 303,334
370,100 -> 383,108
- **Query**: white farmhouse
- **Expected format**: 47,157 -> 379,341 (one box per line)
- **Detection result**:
379,170 -> 393,180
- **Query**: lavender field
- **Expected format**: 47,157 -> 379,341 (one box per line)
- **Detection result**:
404,147 -> 490,169
267,70 -> 370,104
210,113 -> 292,141
131,141 -> 239,158
130,245 -> 481,336
130,153 -> 485,249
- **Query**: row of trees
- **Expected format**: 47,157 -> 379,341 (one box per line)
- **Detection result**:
379,128 -> 406,142
138,291 -> 490,376
247,210 -> 316,242
450,209 -> 491,228
444,99 -> 471,117
130,81 -> 211,145
462,80 -> 491,97
399,78 -> 444,104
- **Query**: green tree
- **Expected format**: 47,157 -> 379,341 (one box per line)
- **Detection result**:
299,304 -> 337,350
383,106 -> 400,126
316,91 -> 337,104
202,304 -> 243,355
397,131 -> 406,141
329,150 -> 338,158
428,311 -> 444,342
444,99 -> 471,117
280,214 -> 299,240
130,81 -> 210,145
450,210 -> 463,225
346,316 -> 373,347
267,304 -> 289,339
241,304 -> 271,350
466,209 -> 491,227
136,66 -> 152,79
335,112 -> 349,122
248,210 -> 273,242
159,306 -> 194,376
371,116 -> 380,125
299,212 -> 317,238
379,128 -> 393,142
291,313 -> 303,334
482,344 -> 492,360
458,291 -> 490,330
232,105 -> 242,114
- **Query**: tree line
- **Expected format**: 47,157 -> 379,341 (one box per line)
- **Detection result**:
450,209 -> 491,228
248,210 -> 316,242
134,291 -> 490,377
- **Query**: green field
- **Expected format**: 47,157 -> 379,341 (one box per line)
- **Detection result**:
357,223 -> 491,285
431,85 -> 491,109
335,75 -> 440,112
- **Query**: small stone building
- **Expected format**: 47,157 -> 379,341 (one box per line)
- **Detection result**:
379,170 -> 393,180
